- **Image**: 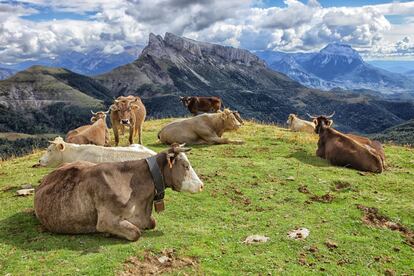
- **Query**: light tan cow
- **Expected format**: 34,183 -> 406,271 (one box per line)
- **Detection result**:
66,110 -> 110,146
158,109 -> 244,145
286,114 -> 315,133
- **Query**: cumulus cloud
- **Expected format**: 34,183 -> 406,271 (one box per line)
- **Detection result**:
0,0 -> 414,63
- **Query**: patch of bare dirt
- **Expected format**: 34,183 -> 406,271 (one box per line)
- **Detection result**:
324,239 -> 338,250
357,205 -> 414,248
331,181 -> 352,192
119,249 -> 198,276
310,193 -> 335,203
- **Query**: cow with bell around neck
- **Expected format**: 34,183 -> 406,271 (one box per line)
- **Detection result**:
34,144 -> 203,241
309,112 -> 384,173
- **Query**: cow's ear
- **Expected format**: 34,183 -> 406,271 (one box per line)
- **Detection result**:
57,142 -> 65,151
328,120 -> 333,127
313,119 -> 318,125
166,152 -> 176,168
110,104 -> 117,111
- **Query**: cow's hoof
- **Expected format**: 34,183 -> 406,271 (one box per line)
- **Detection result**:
233,140 -> 245,145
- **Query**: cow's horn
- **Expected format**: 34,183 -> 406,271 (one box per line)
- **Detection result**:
326,111 -> 335,118
104,108 -> 110,114
91,110 -> 97,115
306,113 -> 317,119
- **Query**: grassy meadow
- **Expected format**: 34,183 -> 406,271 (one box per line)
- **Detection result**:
0,119 -> 413,275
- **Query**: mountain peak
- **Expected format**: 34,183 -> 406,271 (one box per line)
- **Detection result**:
320,43 -> 362,59
142,32 -> 265,66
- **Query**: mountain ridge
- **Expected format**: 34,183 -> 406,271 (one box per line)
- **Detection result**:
96,33 -> 414,134
0,66 -> 109,134
256,44 -> 414,94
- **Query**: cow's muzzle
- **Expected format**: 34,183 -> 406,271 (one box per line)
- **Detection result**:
121,119 -> 130,125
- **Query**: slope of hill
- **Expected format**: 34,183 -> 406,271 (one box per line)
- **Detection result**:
0,120 -> 413,275
96,33 -> 414,134
256,44 -> 414,94
0,66 -> 110,134
372,119 -> 414,145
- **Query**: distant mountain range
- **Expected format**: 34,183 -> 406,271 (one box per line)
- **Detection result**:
1,33 -> 414,138
0,46 -> 142,79
256,43 -> 414,94
0,67 -> 16,80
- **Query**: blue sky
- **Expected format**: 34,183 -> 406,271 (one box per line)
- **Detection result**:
0,0 -> 414,63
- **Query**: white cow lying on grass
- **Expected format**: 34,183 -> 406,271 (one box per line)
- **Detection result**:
286,114 -> 315,133
39,137 -> 156,167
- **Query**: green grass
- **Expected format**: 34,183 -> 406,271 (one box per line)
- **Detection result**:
0,120 -> 413,275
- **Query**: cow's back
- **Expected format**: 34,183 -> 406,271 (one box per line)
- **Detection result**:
325,132 -> 383,172
158,115 -> 211,144
34,161 -> 98,233
346,134 -> 385,161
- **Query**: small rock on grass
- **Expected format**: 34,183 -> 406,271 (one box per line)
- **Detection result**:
157,255 -> 171,264
287,228 -> 310,240
243,235 -> 270,244
16,188 -> 34,196
21,184 -> 33,189
286,176 -> 295,181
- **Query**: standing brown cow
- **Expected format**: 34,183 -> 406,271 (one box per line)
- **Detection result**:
110,96 -> 146,146
308,112 -> 384,173
180,96 -> 222,115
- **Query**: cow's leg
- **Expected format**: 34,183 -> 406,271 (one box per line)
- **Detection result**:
197,132 -> 244,145
208,137 -> 244,145
113,125 -> 119,146
316,146 -> 325,159
138,124 -> 143,145
96,208 -> 141,241
128,124 -> 134,145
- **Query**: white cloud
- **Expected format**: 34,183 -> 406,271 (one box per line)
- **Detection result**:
1,0 -> 414,63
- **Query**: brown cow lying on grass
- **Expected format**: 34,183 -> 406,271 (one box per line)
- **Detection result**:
158,109 -> 244,145
65,110 -> 110,146
180,96 -> 222,115
309,112 -> 385,173
110,95 -> 146,145
34,144 -> 203,241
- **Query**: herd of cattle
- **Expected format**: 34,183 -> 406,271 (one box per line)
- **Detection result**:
34,95 -> 386,241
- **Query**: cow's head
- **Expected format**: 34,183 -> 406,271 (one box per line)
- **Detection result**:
163,144 -> 204,193
39,137 -> 66,167
90,109 -> 109,123
220,109 -> 243,131
180,96 -> 191,107
286,114 -> 296,125
110,98 -> 140,125
307,112 -> 335,134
